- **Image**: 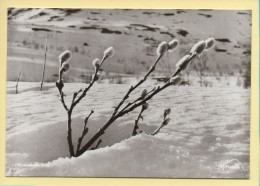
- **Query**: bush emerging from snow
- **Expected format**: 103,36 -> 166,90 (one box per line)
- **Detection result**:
55,38 -> 215,157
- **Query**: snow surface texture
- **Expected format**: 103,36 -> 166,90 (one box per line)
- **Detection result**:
6,81 -> 250,178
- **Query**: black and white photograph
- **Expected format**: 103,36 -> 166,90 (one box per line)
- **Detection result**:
6,8 -> 251,178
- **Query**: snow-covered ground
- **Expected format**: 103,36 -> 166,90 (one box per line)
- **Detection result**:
6,80 -> 250,178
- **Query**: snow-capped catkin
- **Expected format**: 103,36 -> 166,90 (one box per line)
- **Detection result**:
59,50 -> 72,64
156,41 -> 168,56
142,102 -> 149,110
190,41 -> 206,55
92,58 -> 100,69
162,118 -> 170,126
169,76 -> 182,85
176,55 -> 191,71
141,89 -> 147,99
104,47 -> 115,58
205,37 -> 215,50
61,62 -> 71,73
168,39 -> 179,52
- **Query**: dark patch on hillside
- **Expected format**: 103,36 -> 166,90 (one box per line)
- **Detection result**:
88,18 -> 99,21
143,11 -> 156,15
237,12 -> 251,15
142,28 -> 156,32
68,25 -> 76,28
198,13 -> 212,18
9,8 -> 33,16
48,16 -> 60,21
32,28 -> 52,32
234,45 -> 241,48
28,12 -> 47,19
215,48 -> 227,52
30,12 -> 49,20
91,12 -> 100,14
160,31 -> 175,37
130,24 -> 160,32
176,10 -> 186,14
177,29 -> 188,37
101,28 -> 122,34
48,16 -> 64,22
39,12 -> 47,16
216,38 -> 231,43
8,8 -> 33,20
163,13 -> 175,16
80,26 -> 99,30
64,9 -> 81,16
144,37 -> 157,42
137,35 -> 143,38
83,42 -> 88,46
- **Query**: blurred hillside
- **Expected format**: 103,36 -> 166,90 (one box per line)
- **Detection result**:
7,8 -> 251,82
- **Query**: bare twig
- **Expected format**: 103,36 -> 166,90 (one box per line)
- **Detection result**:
16,65 -> 24,94
151,122 -> 166,136
90,139 -> 102,150
67,109 -> 75,157
56,70 -> 68,111
60,92 -> 69,111
40,37 -> 48,91
132,108 -> 145,136
151,109 -> 171,136
76,110 -> 94,154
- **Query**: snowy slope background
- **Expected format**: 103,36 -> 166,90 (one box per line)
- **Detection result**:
6,9 -> 251,178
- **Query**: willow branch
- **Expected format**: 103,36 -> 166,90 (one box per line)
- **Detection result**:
132,109 -> 144,136
77,82 -> 171,156
76,110 -> 94,154
56,68 -> 69,111
111,54 -> 163,117
40,37 -> 48,91
151,125 -> 164,136
71,56 -> 107,109
119,87 -> 156,114
118,83 -> 171,117
16,65 -> 24,94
